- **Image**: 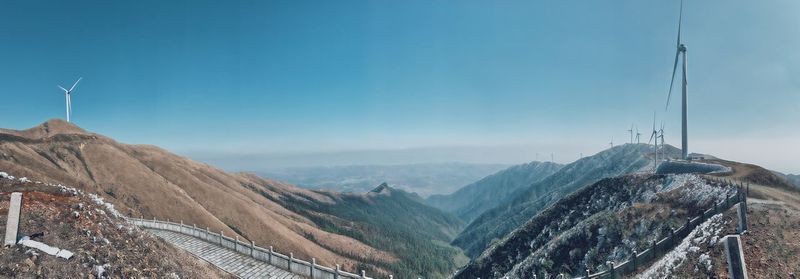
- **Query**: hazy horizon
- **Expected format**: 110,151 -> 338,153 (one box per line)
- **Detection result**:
2,0 -> 799,174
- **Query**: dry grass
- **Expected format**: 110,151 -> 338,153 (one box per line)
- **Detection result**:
0,119 -> 392,271
658,159 -> 800,278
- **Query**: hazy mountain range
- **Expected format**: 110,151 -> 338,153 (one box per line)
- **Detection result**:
257,163 -> 508,197
426,161 -> 563,223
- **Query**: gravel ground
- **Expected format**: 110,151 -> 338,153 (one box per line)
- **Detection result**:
0,177 -> 233,279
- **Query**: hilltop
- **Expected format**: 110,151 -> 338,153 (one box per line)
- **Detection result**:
0,120 -> 464,278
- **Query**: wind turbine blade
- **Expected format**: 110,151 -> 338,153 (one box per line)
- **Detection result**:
69,77 -> 82,92
666,0 -> 683,110
666,49 -> 680,110
652,111 -> 657,131
69,78 -> 82,92
677,0 -> 683,46
58,85 -> 68,92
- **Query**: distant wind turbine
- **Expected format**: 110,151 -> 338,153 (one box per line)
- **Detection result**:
58,77 -> 82,122
627,125 -> 634,144
609,138 -> 614,148
665,0 -> 690,160
635,126 -> 641,144
648,113 -> 659,172
658,122 -> 666,157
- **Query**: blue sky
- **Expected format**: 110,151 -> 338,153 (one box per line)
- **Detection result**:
1,0 -> 798,173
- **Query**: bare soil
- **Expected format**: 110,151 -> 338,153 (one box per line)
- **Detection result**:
0,178 -> 232,279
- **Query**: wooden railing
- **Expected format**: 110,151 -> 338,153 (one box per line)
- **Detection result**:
127,217 -> 377,279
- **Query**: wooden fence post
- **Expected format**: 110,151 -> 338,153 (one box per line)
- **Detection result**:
670,229 -> 676,246
608,261 -> 615,279
311,258 -> 316,278
289,253 -> 293,272
651,241 -> 657,259
334,264 -> 340,279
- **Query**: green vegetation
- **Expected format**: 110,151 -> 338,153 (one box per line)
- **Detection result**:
264,184 -> 466,278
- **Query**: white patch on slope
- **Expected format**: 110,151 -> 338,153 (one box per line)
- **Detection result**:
635,214 -> 725,278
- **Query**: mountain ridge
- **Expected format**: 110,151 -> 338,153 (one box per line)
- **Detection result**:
426,161 -> 563,223
452,143 -> 672,258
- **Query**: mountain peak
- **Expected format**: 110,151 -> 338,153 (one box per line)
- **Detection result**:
370,182 -> 392,194
0,119 -> 91,139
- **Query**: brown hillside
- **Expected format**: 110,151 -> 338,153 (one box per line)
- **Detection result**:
0,119 -> 386,270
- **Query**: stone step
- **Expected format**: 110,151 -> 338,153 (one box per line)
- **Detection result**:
148,229 -> 305,279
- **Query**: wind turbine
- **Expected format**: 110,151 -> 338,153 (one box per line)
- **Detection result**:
627,125 -> 634,144
609,138 -> 614,148
665,0 -> 689,160
58,77 -> 82,122
648,113 -> 659,172
658,122 -> 666,158
635,126 -> 641,144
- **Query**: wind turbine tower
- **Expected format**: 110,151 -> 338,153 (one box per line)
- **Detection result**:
58,77 -> 82,122
665,0 -> 690,160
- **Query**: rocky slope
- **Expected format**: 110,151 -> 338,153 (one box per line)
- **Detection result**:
426,161 -> 563,223
0,120 -> 463,278
639,172 -> 800,278
454,173 -> 737,278
0,173 -> 231,279
453,144 -> 666,258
